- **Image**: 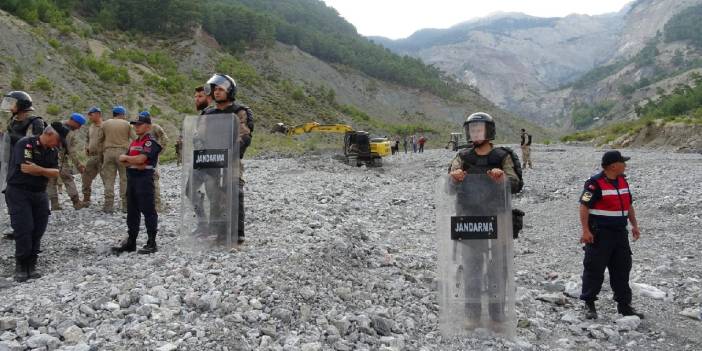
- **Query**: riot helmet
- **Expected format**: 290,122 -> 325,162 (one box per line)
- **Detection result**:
464,112 -> 496,145
204,74 -> 237,102
1,91 -> 34,112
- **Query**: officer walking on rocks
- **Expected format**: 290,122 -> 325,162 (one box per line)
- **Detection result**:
202,74 -> 253,245
100,106 -> 135,213
47,113 -> 87,210
5,122 -> 67,282
112,113 -> 162,255
579,150 -> 644,320
81,107 -> 104,206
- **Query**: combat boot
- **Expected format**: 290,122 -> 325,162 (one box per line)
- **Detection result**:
70,195 -> 84,210
82,193 -> 91,206
617,304 -> 644,319
111,236 -> 136,255
27,256 -> 41,279
14,258 -> 28,282
137,234 -> 158,254
585,301 -> 598,320
50,196 -> 62,211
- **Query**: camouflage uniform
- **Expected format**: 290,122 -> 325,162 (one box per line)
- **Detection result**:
47,129 -> 84,209
149,123 -> 169,211
100,117 -> 135,212
82,122 -> 104,204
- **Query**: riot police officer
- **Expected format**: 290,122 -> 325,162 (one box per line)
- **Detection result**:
5,122 -> 68,282
203,73 -> 253,245
579,150 -> 644,319
2,91 -> 45,147
447,112 -> 521,324
112,114 -> 162,255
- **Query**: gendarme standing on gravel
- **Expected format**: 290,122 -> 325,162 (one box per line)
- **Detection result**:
579,150 -> 644,320
5,122 -> 68,282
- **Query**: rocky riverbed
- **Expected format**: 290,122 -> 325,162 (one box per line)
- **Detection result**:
1,145 -> 701,350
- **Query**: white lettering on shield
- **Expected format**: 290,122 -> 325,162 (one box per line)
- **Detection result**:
196,153 -> 225,163
454,222 -> 494,233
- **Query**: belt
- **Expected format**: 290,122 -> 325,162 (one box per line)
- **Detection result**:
7,183 -> 45,193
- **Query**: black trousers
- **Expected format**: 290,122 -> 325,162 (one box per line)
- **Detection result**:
5,186 -> 50,260
580,225 -> 633,305
126,171 -> 158,241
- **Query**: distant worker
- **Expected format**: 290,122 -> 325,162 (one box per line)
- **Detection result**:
520,128 -> 533,169
5,123 -> 67,282
140,111 -> 169,212
112,114 -> 162,255
411,134 -> 417,153
402,135 -> 408,154
175,135 -> 183,166
418,134 -> 427,153
47,113 -> 87,210
81,107 -> 104,206
579,150 -> 643,320
203,73 -> 253,244
100,106 -> 135,213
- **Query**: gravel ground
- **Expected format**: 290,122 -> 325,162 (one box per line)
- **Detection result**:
0,145 -> 701,351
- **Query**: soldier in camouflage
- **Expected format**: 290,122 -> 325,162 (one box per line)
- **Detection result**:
100,106 -> 135,213
81,107 -> 104,206
47,113 -> 87,210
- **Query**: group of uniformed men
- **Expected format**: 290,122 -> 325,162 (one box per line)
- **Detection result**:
1,72 -> 251,282
1,73 -> 643,321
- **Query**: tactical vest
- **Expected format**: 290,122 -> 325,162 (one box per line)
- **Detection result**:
7,116 -> 43,146
127,134 -> 158,171
589,174 -> 631,227
458,147 -> 508,174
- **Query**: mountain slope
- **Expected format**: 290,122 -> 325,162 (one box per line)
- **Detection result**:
0,3 -> 548,158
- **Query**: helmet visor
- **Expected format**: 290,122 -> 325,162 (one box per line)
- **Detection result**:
0,97 -> 17,111
466,122 -> 487,142
203,75 -> 232,96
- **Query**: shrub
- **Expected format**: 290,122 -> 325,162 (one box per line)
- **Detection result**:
46,104 -> 61,115
32,75 -> 53,92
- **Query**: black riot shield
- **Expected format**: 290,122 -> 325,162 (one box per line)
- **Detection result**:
181,114 -> 240,249
435,174 -> 516,339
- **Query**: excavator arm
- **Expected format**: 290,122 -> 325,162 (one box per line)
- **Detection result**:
272,122 -> 354,136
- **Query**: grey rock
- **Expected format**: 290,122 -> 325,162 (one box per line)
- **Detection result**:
139,295 -> 160,306
615,316 -> 642,331
536,293 -> 567,305
0,340 -> 23,351
271,308 -> 293,323
61,325 -> 85,345
371,315 -> 394,336
0,318 -> 16,331
26,333 -> 61,349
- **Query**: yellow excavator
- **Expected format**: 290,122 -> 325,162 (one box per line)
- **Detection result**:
272,122 -> 391,167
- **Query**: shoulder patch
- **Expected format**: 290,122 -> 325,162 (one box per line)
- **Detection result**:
587,183 -> 596,191
145,141 -> 152,147
581,191 -> 593,202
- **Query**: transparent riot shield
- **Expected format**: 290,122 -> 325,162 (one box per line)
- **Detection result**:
181,114 -> 239,249
435,174 -> 515,339
0,131 -> 9,209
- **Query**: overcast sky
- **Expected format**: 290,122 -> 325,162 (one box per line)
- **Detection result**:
321,0 -> 633,39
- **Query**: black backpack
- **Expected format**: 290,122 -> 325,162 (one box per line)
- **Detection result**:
233,103 -> 254,134
496,146 -> 524,193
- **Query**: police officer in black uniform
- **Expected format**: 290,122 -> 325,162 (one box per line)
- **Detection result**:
111,114 -> 162,255
579,150 -> 643,319
4,122 -> 68,282
202,73 -> 253,245
2,91 -> 46,241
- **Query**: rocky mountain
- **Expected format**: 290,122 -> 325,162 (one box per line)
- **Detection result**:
375,0 -> 702,132
0,1 -> 548,154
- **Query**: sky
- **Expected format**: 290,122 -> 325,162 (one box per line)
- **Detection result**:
321,0 -> 633,39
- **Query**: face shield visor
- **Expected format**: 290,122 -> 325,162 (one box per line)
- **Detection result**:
0,97 -> 17,112
466,121 -> 487,143
203,75 -> 232,96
